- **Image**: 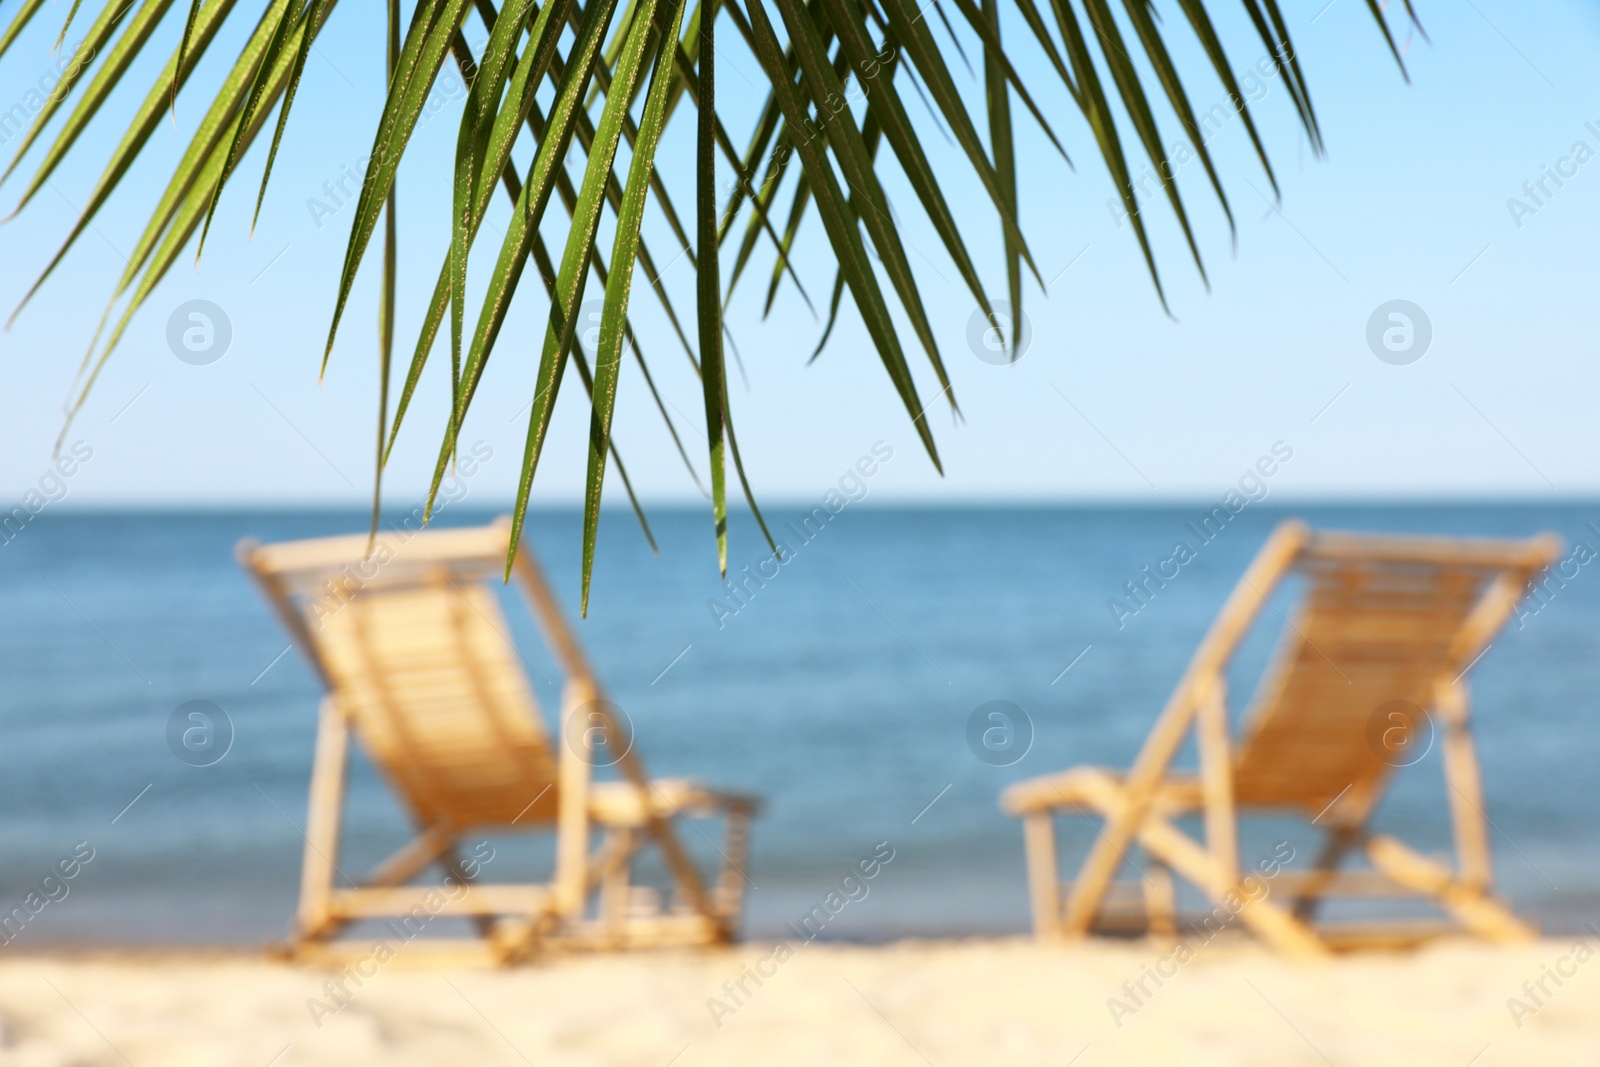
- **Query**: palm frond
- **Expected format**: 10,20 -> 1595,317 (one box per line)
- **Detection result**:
0,0 -> 1410,599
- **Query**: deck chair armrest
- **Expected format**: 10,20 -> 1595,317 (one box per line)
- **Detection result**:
589,779 -> 761,826
1000,767 -> 1119,816
1001,767 -> 1203,817
698,788 -> 761,817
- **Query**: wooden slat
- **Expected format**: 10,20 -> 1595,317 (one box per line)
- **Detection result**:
245,523 -> 512,577
319,582 -> 558,829
1232,548 -> 1503,809
1303,530 -> 1561,568
512,547 -> 727,939
1269,870 -> 1414,897
330,884 -> 550,918
1313,921 -> 1465,952
1001,768 -> 1202,817
292,938 -> 507,969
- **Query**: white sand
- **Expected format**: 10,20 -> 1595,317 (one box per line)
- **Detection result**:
1,936 -> 1595,1065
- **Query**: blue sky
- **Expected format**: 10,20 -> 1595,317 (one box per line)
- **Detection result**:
0,0 -> 1597,507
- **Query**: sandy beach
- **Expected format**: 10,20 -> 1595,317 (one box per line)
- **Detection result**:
2,936 -> 1595,1065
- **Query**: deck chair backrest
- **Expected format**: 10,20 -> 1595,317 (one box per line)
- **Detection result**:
1227,527 -> 1559,813
239,521 -> 578,831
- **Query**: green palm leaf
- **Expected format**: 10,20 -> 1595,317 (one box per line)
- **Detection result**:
0,0 -> 1415,601
0,0 -> 51,63
3,0 -> 237,316
503,0 -> 654,577
323,0 -> 473,376
580,0 -> 690,610
1,0 -> 171,188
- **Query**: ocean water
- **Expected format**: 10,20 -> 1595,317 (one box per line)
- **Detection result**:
1,503 -> 1597,948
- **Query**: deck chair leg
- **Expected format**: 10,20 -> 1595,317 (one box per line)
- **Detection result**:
1138,821 -> 1330,961
1195,677 -> 1238,898
1291,824 -> 1363,922
438,846 -> 497,941
599,829 -> 635,945
553,680 -> 596,927
1060,528 -> 1306,936
1367,835 -> 1535,942
716,807 -> 754,925
1062,801 -> 1156,937
1022,811 -> 1062,941
1143,861 -> 1176,941
1065,770 -> 1331,959
297,697 -> 349,943
1434,680 -> 1494,891
1290,780 -> 1383,921
1232,894 -> 1334,960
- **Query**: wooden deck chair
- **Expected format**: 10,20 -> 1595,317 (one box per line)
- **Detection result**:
1002,521 -> 1560,958
238,517 -> 758,964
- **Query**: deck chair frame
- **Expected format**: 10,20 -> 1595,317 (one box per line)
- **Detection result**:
240,519 -> 757,964
1003,521 -> 1560,958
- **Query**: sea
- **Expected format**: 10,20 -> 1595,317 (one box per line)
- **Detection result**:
1,503 -> 1597,948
